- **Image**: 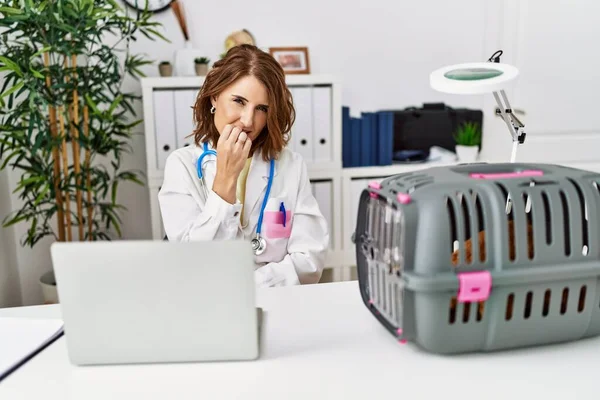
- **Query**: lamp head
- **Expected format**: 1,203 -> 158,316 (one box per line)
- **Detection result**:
430,62 -> 519,95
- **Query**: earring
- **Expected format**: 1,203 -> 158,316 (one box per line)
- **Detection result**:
210,106 -> 216,114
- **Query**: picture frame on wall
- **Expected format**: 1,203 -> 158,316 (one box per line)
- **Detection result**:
269,47 -> 310,74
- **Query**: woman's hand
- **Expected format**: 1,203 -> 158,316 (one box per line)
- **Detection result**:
212,125 -> 252,204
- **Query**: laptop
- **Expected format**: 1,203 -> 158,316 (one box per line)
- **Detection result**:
50,240 -> 260,366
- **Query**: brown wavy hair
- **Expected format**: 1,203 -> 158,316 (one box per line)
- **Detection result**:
192,44 -> 295,162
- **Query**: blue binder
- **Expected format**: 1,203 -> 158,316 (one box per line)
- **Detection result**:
360,112 -> 373,167
377,112 -> 393,166
350,117 -> 361,167
342,106 -> 351,167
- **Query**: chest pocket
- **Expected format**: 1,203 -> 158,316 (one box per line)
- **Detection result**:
254,195 -> 294,264
263,196 -> 293,239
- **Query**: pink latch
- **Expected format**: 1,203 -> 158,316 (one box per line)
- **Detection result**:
469,170 -> 543,179
368,181 -> 382,189
368,181 -> 381,198
457,271 -> 492,302
397,193 -> 411,204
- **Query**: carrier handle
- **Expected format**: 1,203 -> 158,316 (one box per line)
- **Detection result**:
470,170 -> 543,179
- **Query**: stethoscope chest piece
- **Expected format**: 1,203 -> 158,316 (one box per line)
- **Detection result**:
251,235 -> 267,256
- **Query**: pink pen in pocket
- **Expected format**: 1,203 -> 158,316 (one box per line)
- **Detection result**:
264,201 -> 293,239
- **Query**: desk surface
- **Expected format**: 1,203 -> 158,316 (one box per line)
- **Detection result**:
0,281 -> 598,399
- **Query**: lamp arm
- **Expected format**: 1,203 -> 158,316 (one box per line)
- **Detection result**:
493,90 -> 526,162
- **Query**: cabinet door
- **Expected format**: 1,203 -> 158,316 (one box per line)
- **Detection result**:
311,180 -> 334,248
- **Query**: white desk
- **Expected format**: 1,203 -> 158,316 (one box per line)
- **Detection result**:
0,281 -> 598,399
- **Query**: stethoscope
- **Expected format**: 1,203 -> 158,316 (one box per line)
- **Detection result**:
197,142 -> 275,256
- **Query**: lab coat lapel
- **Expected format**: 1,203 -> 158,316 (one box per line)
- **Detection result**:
244,150 -> 278,222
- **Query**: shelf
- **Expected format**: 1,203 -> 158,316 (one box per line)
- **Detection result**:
141,77 -> 205,89
307,164 -> 340,180
342,161 -> 460,179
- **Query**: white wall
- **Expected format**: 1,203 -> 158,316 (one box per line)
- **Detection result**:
1,0 -> 599,305
149,0 -> 493,113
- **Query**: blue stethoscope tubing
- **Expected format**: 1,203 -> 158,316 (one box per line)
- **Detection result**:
197,142 -> 274,255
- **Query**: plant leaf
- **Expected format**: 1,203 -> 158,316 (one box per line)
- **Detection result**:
0,56 -> 23,77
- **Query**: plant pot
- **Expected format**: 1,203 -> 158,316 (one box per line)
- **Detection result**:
455,145 -> 479,163
195,63 -> 208,76
158,63 -> 173,77
39,270 -> 59,304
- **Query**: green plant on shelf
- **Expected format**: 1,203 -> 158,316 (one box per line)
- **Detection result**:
194,57 -> 210,65
454,121 -> 482,146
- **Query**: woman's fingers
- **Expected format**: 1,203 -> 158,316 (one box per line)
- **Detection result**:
242,137 -> 252,156
220,124 -> 234,141
227,126 -> 242,144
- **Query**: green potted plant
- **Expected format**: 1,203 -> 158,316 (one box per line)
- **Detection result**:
159,60 -> 173,77
454,121 -> 482,163
0,0 -> 168,303
194,57 -> 210,76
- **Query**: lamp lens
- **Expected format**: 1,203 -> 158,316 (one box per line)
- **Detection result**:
444,67 -> 503,81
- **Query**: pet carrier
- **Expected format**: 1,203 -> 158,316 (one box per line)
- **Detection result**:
354,162 -> 600,354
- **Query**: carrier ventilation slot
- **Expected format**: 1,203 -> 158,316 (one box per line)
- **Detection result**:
559,191 -> 571,256
459,192 -> 472,264
474,193 -> 486,263
578,286 -> 587,313
449,191 -> 485,267
447,197 -> 458,264
462,302 -> 471,323
561,288 -> 569,314
524,291 -> 533,319
522,193 -> 534,259
505,293 -> 515,320
568,178 -> 589,256
495,183 -> 516,261
448,297 -> 484,324
505,287 -> 584,321
543,290 -> 551,317
542,191 -> 552,245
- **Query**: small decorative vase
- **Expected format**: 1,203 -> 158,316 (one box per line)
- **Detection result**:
195,63 -> 208,76
158,63 -> 173,77
39,270 -> 59,304
455,145 -> 479,163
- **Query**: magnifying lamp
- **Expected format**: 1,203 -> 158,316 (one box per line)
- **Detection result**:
430,50 -> 525,162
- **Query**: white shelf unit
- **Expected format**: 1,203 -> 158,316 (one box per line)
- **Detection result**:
141,75 -> 345,281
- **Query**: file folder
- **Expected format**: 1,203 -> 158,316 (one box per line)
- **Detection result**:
290,87 -> 313,162
311,86 -> 332,163
153,90 -> 177,170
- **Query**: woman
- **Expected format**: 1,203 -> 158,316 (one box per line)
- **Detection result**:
158,44 -> 329,287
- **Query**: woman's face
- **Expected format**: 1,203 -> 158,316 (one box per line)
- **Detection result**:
211,75 -> 269,142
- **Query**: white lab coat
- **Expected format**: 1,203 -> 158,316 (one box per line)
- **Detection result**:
158,142 -> 329,287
